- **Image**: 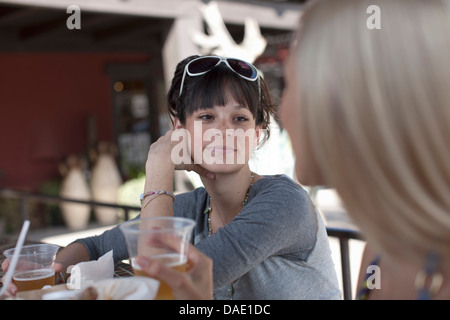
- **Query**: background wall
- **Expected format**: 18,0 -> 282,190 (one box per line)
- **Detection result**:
0,52 -> 150,190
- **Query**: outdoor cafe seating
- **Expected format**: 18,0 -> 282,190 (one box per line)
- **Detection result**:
0,188 -> 364,300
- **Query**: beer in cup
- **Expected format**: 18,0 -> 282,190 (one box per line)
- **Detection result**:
120,217 -> 195,300
3,244 -> 59,292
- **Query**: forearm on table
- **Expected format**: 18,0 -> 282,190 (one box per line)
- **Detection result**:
55,242 -> 90,279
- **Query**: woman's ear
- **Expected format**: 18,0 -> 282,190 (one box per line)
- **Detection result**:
173,117 -> 184,130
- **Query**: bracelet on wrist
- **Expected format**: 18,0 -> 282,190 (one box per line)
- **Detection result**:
140,190 -> 175,207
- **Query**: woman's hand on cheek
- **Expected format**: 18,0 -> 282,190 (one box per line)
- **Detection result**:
145,127 -> 214,180
147,130 -> 176,162
146,129 -> 181,175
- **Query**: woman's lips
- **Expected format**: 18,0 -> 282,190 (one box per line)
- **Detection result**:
206,146 -> 236,154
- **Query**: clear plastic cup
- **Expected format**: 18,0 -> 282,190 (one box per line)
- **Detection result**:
119,217 -> 195,300
3,244 -> 59,292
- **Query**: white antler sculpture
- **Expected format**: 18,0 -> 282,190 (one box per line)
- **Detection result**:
192,2 -> 267,63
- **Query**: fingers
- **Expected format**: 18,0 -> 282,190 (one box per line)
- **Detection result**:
136,256 -> 203,300
183,164 -> 215,180
0,266 -> 17,297
188,246 -> 213,272
185,247 -> 213,295
137,246 -> 213,300
192,165 -> 215,180
0,259 -> 16,296
143,232 -> 183,253
54,263 -> 63,274
152,129 -> 215,181
54,263 -> 65,284
0,283 -> 17,298
1,259 -> 9,272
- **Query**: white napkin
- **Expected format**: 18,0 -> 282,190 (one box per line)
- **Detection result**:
67,250 -> 114,290
59,250 -> 160,299
92,277 -> 160,300
41,277 -> 160,300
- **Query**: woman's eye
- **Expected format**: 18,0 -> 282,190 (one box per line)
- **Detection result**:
234,116 -> 249,122
199,114 -> 214,120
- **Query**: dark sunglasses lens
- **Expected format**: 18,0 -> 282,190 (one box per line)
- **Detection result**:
188,57 -> 220,74
227,59 -> 257,79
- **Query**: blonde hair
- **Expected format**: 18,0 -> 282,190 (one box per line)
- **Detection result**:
295,0 -> 450,264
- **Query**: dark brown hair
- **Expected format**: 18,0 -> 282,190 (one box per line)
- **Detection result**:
167,55 -> 276,143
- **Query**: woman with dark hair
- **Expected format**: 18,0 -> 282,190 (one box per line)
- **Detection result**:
131,55 -> 340,299
3,55 -> 340,300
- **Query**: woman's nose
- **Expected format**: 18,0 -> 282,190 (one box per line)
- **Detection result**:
216,118 -> 232,133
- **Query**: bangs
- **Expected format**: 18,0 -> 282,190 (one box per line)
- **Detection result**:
179,65 -> 260,122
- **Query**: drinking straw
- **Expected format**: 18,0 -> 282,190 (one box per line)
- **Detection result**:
0,220 -> 30,297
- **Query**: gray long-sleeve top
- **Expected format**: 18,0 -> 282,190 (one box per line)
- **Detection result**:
76,174 -> 341,299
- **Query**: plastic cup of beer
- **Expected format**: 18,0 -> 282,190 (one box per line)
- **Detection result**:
3,243 -> 59,292
119,217 -> 195,300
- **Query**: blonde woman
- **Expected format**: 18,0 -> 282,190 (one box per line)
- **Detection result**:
279,0 -> 450,299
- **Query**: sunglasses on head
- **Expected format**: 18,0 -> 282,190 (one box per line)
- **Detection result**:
179,56 -> 260,99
